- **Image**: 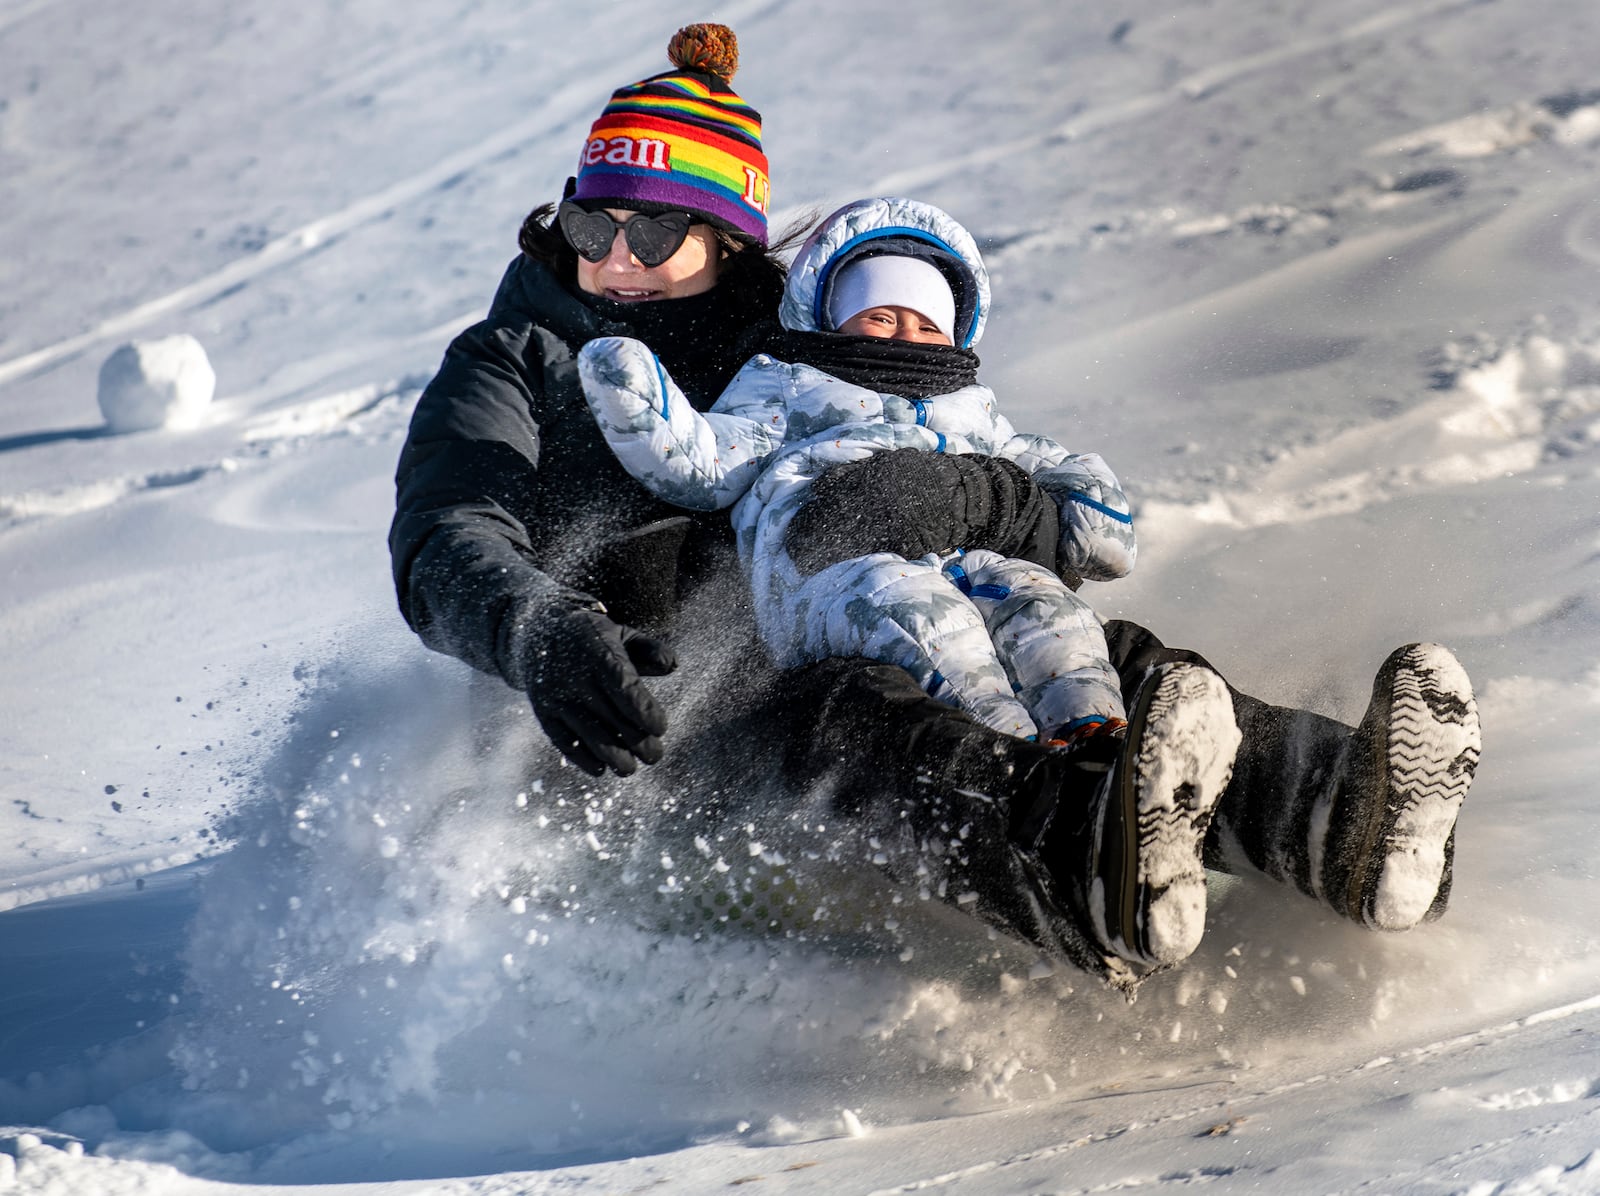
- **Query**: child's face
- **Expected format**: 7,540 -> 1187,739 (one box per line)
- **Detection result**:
835,305 -> 953,345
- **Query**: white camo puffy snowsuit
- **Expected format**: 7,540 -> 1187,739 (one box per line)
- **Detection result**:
577,197 -> 1136,739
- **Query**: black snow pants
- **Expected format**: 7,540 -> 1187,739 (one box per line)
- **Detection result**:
756,620 -> 1355,891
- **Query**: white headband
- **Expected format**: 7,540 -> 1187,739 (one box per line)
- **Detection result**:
826,254 -> 956,338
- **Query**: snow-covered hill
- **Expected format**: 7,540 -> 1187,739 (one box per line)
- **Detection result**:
3,1 -> 1600,1192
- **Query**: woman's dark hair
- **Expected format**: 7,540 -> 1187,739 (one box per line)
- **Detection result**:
517,202 -> 814,315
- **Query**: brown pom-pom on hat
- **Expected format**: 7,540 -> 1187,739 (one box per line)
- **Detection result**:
667,23 -> 739,80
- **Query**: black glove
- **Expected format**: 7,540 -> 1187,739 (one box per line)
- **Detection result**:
785,449 -> 1060,575
522,604 -> 678,776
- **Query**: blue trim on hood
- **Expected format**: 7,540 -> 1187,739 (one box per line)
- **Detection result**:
812,226 -> 982,348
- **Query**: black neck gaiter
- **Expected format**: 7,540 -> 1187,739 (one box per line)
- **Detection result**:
739,322 -> 981,399
575,285 -> 752,408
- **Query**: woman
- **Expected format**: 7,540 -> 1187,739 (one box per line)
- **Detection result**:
390,25 -> 787,777
388,26 -> 1480,992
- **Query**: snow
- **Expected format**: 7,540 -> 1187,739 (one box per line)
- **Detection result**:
95,336 -> 216,435
3,0 -> 1600,1192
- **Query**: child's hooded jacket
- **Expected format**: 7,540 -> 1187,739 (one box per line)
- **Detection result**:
577,197 -> 1136,666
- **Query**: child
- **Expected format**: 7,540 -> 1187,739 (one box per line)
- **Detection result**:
578,197 -> 1241,970
578,197 -> 1136,746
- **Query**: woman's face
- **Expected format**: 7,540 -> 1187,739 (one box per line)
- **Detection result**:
575,208 -> 723,301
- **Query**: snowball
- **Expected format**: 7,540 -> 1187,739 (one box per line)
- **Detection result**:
97,334 -> 216,433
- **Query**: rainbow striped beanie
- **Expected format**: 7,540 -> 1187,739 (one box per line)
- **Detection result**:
572,25 -> 770,247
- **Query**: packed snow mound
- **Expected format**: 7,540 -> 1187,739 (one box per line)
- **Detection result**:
96,335 -> 216,434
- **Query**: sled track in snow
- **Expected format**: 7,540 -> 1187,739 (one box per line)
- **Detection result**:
0,0 -> 60,37
864,991 -> 1600,1195
0,379 -> 415,531
870,0 -> 1497,197
0,0 -> 1495,391
0,0 -> 777,391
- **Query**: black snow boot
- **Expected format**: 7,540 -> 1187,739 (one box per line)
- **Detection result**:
1036,662 -> 1240,970
1210,643 -> 1481,930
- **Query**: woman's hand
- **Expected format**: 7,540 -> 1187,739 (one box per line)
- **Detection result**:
521,604 -> 678,776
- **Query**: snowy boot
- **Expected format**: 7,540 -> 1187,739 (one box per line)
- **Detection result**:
1317,643 -> 1480,929
1211,643 -> 1480,930
1039,662 -> 1241,969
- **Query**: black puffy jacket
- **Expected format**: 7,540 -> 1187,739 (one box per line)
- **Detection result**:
389,254 -> 772,689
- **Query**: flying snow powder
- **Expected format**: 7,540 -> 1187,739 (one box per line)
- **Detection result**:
97,334 -> 216,433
